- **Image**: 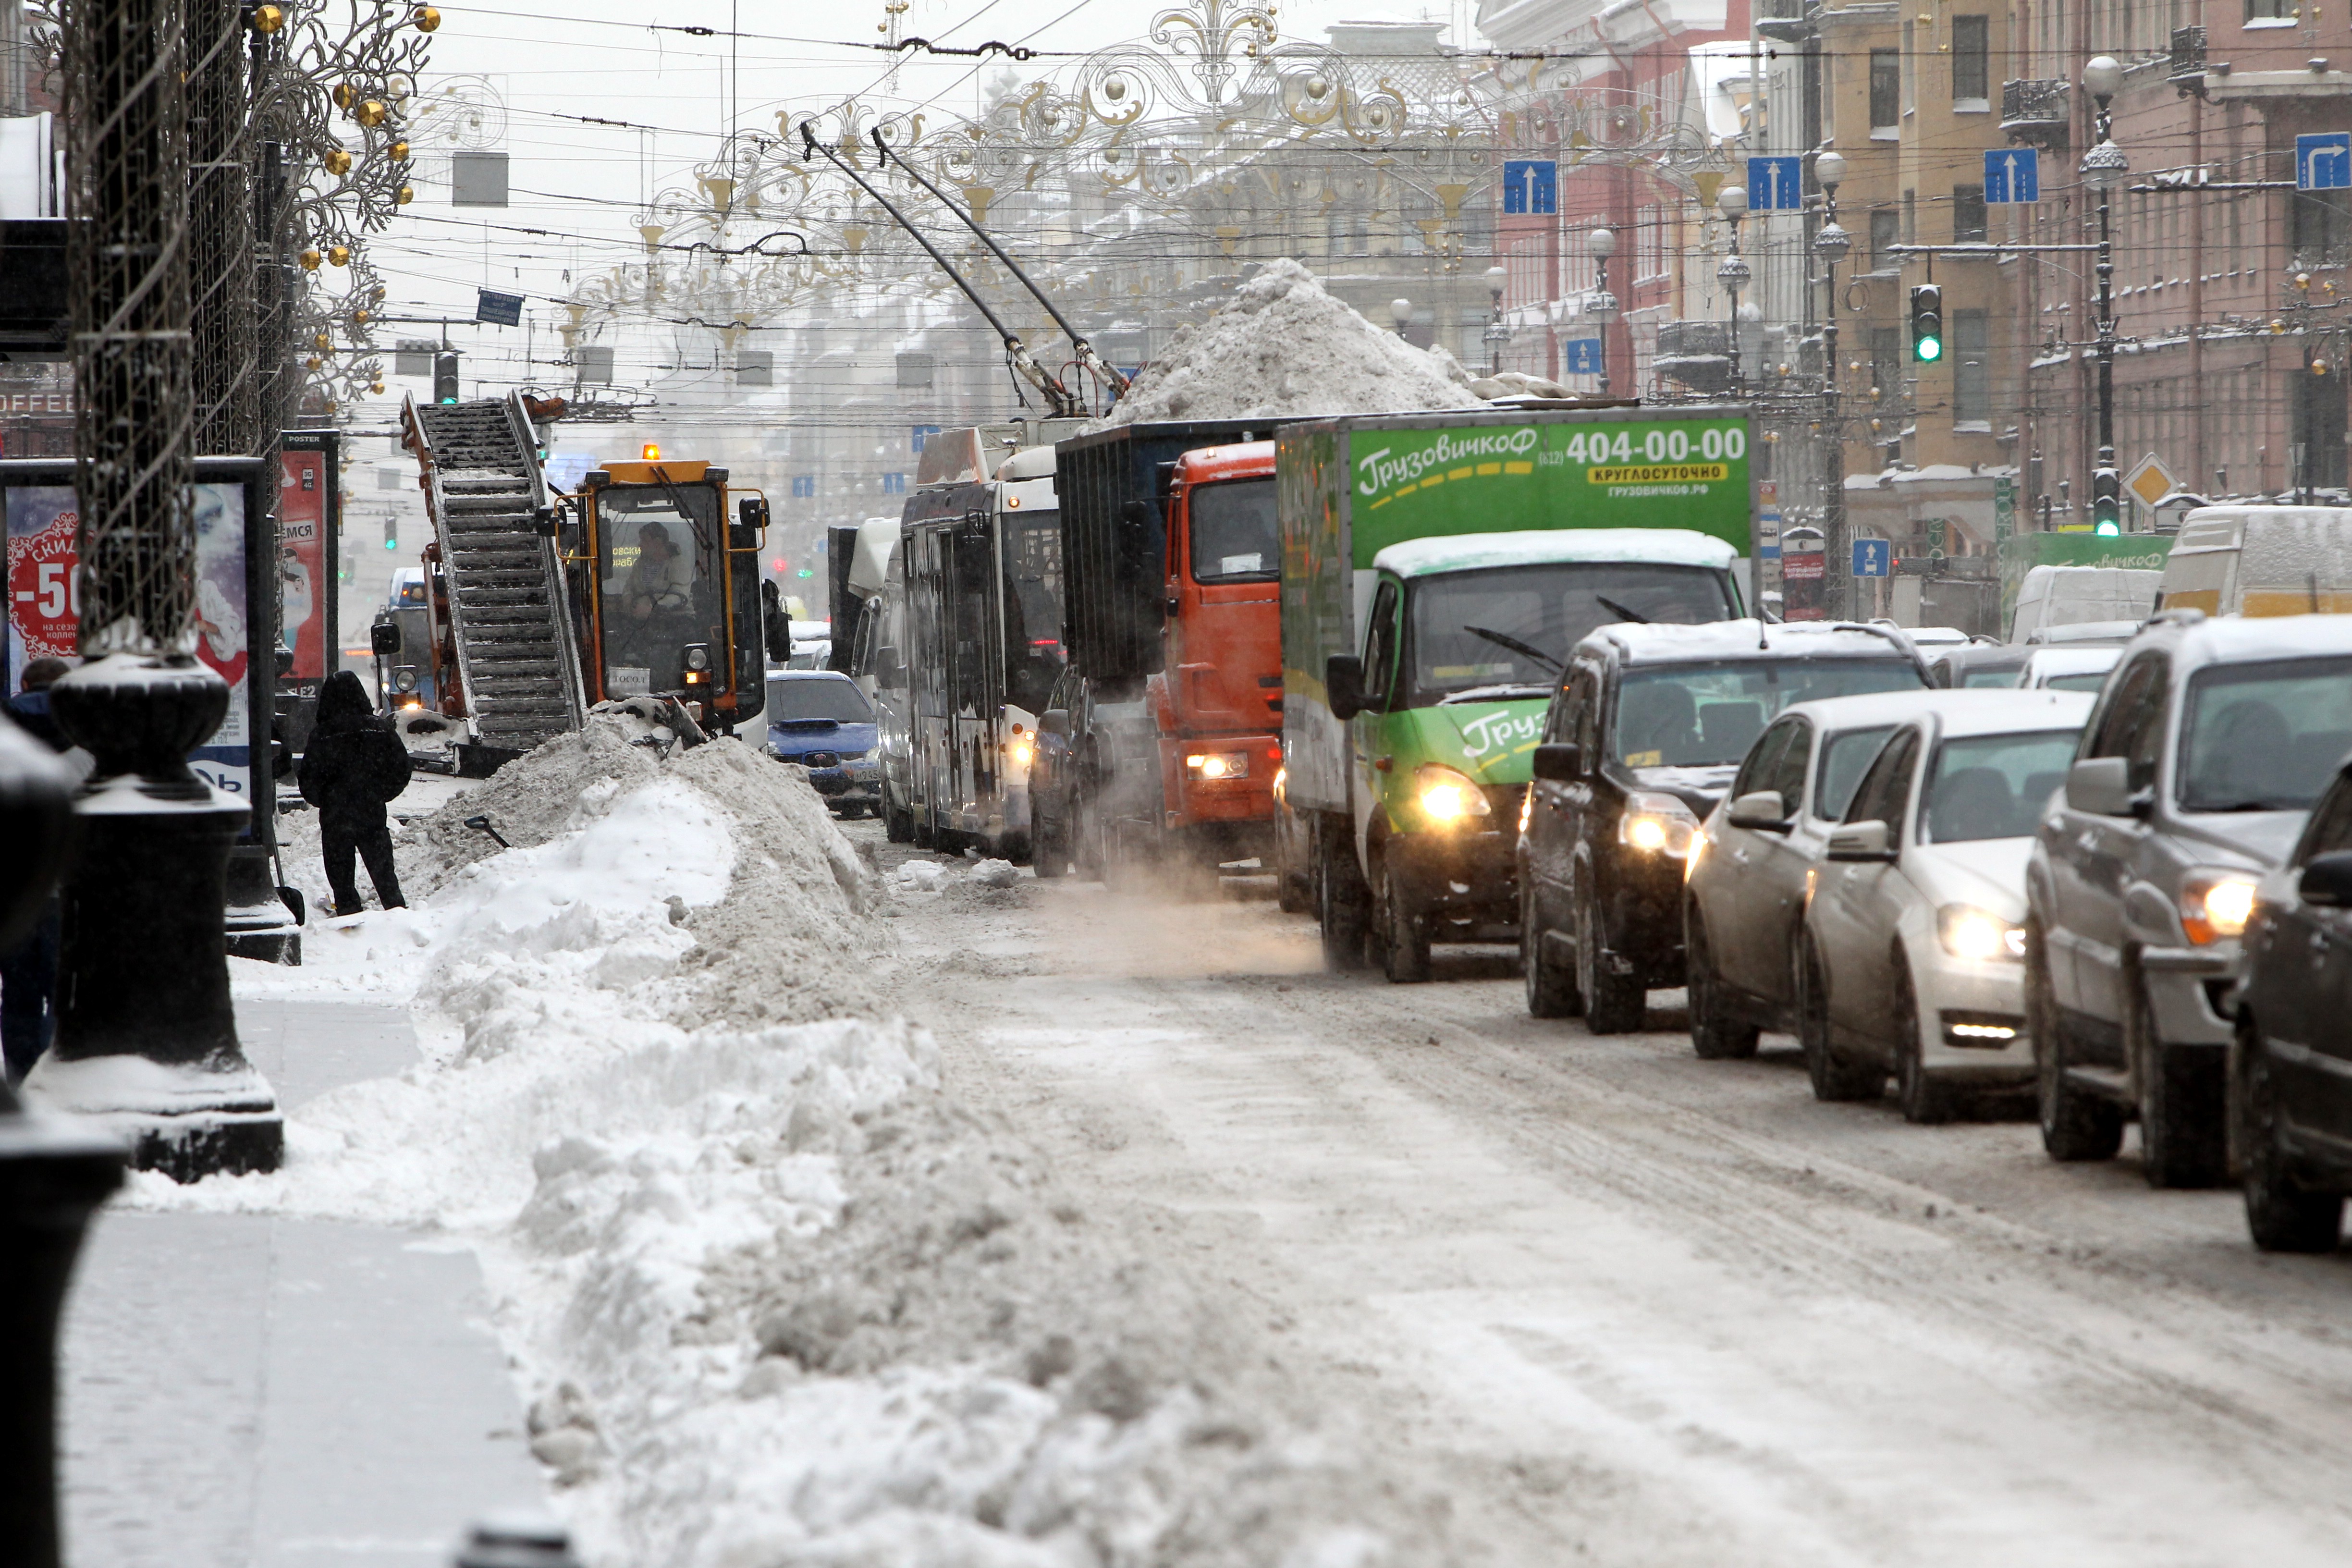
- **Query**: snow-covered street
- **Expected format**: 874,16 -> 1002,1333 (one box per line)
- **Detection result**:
869,827 -> 2352,1567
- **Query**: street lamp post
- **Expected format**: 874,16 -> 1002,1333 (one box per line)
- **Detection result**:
1716,184 -> 1751,398
2081,56 -> 2129,534
1586,226 -> 1619,394
1813,149 -> 1852,616
1391,297 -> 1413,340
1483,265 -> 1509,374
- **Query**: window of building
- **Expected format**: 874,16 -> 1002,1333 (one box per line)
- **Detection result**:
2247,0 -> 2295,21
1871,49 -> 1901,133
1953,183 -> 1987,243
1870,326 -> 1903,400
2291,188 -> 2350,265
1901,21 -> 1916,113
1953,308 -> 1991,426
1952,16 -> 1990,104
1870,208 -> 1899,270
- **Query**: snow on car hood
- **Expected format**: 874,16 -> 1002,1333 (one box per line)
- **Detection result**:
1630,762 -> 1740,812
2168,806 -> 2307,870
1906,836 -> 2035,922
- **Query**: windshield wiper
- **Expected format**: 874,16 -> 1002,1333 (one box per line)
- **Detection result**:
1440,682 -> 1552,705
1595,595 -> 1649,625
1463,625 -> 1563,674
2194,798 -> 2298,813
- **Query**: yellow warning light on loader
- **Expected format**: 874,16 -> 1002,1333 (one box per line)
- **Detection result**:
642,443 -> 661,460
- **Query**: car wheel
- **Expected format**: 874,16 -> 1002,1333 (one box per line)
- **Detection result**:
1318,829 -> 1370,973
2028,920 -> 2124,1161
1522,878 -> 1582,1018
883,792 -> 913,844
1892,955 -> 1955,1125
1379,858 -> 1432,984
1577,875 -> 1646,1035
1032,808 -> 1067,879
2240,1020 -> 2343,1252
2131,971 -> 2227,1188
1798,932 -> 1884,1102
1687,906 -> 1759,1061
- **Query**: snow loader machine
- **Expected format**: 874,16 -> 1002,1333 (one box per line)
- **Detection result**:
399,392 -> 769,768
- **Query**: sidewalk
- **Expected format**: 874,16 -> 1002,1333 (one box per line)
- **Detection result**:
56,995 -> 547,1568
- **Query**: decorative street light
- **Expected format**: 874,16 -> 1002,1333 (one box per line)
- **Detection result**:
1813,148 -> 1853,614
1391,296 -> 1413,339
1483,264 -> 1509,374
2081,55 -> 2128,534
1585,226 -> 1618,394
1716,184 -> 1751,398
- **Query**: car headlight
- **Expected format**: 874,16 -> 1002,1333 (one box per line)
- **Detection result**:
1938,903 -> 2026,962
1187,750 -> 1249,780
2180,870 -> 2259,945
1414,763 -> 1490,825
1618,790 -> 1699,856
1007,734 -> 1035,770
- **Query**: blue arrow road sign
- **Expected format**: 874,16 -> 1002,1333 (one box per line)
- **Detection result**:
1502,159 -> 1557,215
1563,338 -> 1604,376
1852,538 -> 1892,578
1748,156 -> 1802,211
2299,133 -> 2352,191
1984,146 -> 2039,204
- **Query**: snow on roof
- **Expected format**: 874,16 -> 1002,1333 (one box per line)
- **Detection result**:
1589,618 -> 1921,665
2022,645 -> 2120,676
1372,527 -> 1737,579
1781,686 -> 2088,735
2163,610 -> 2352,665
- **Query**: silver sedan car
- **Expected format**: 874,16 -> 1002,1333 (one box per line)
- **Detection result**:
1799,690 -> 2097,1122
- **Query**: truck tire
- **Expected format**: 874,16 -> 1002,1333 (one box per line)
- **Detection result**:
2029,921 -> 2123,1161
1685,907 -> 1758,1059
1317,827 -> 1369,973
1032,810 -> 1067,879
1072,790 -> 1103,881
884,788 -> 913,844
2240,1023 -> 2344,1252
1798,933 -> 1883,1102
1523,881 -> 1581,1018
2134,973 -> 2226,1188
1577,879 -> 1646,1035
1378,860 -> 1432,984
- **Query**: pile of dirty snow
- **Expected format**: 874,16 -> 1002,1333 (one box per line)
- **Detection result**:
1102,258 -> 1483,425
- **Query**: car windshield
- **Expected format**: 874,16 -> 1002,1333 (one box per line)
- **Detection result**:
767,678 -> 872,724
1921,730 -> 2079,843
1614,659 -> 1923,769
2044,672 -> 2110,693
1815,724 -> 1896,819
1961,668 -> 2021,689
1189,478 -> 1277,583
1408,562 -> 1736,704
2179,655 -> 2352,811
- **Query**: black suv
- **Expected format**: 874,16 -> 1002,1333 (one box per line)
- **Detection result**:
1520,621 -> 1928,1032
2234,755 -> 2352,1251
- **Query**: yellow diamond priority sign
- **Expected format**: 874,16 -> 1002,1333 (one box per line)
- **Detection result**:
2126,453 -> 2178,510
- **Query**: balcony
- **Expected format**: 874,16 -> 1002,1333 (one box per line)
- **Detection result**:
1754,0 -> 1813,44
1653,320 -> 1731,394
2171,25 -> 2206,94
2000,78 -> 2069,150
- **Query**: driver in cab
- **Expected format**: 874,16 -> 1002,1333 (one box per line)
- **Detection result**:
626,521 -> 690,621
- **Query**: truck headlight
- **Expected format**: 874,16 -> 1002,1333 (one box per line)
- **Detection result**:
1414,763 -> 1489,825
1618,791 -> 1698,856
1938,903 -> 2026,961
392,665 -> 419,693
2180,870 -> 2259,945
1007,735 -> 1035,769
1187,751 -> 1249,780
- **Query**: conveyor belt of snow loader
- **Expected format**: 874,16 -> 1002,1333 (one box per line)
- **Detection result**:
402,392 -> 587,750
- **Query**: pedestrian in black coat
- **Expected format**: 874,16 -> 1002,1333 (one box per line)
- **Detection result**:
299,670 -> 411,915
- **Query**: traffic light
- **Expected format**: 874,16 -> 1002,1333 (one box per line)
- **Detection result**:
383,517 -> 398,551
2092,468 -> 2122,535
1909,285 -> 1943,363
432,350 -> 460,404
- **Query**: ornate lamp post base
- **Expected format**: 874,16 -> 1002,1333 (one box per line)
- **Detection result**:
26,653 -> 283,1183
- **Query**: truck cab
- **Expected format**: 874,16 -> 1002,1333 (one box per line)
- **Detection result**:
1152,441 -> 1284,865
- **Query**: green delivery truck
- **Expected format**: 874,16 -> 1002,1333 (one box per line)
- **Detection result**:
1277,404 -> 1756,980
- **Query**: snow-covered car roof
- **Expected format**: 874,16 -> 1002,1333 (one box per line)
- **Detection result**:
767,669 -> 859,685
2132,608 -> 2352,669
1914,688 -> 2097,739
2021,645 -> 2120,679
1586,618 -> 1923,667
1371,527 -> 1736,580
1775,687 -> 2072,736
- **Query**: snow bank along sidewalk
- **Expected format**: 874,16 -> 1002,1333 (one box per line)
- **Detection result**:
121,719 -> 1448,1568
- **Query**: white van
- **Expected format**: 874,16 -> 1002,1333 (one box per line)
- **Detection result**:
2008,564 -> 2164,643
2156,506 -> 2352,618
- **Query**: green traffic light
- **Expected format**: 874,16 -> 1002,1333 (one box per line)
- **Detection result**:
2095,520 -> 2120,536
795,568 -> 814,578
1916,335 -> 1943,363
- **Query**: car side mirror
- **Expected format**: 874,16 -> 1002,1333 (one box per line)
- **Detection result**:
1326,654 -> 1366,721
1531,743 -> 1583,782
2066,756 -> 2133,817
2299,850 -> 2352,907
370,620 -> 401,657
1727,790 -> 1788,830
1826,820 -> 1896,861
1040,709 -> 1069,737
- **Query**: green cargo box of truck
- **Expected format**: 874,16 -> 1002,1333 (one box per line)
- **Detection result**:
1277,404 -> 1757,980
